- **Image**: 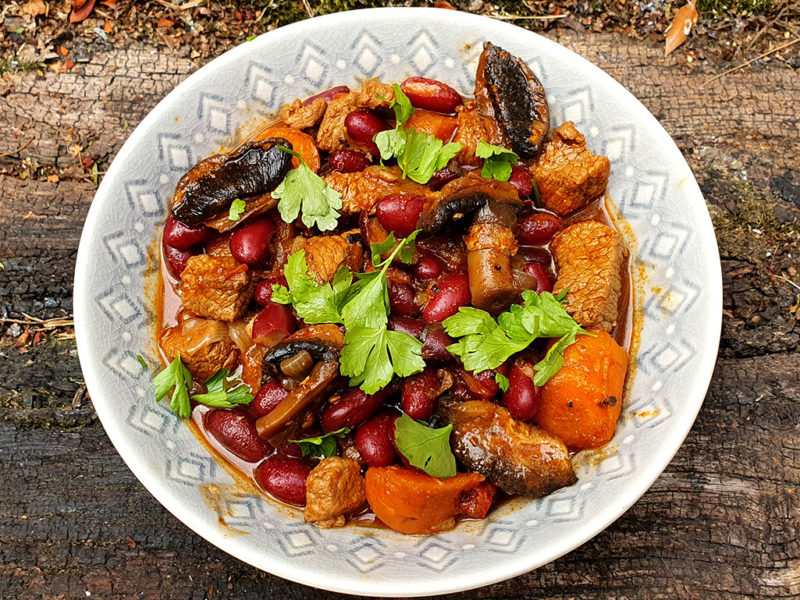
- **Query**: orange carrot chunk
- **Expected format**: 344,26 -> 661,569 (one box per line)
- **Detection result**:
404,110 -> 458,143
537,330 -> 628,450
365,466 -> 484,534
253,125 -> 321,173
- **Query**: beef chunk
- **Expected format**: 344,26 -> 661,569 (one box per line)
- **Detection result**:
280,98 -> 327,130
550,221 -> 628,332
290,230 -> 364,284
357,78 -> 395,110
160,316 -> 238,381
452,100 -> 505,167
323,165 -> 431,214
530,121 -> 611,216
180,255 -> 254,322
438,399 -> 576,497
304,457 -> 366,528
316,91 -> 359,152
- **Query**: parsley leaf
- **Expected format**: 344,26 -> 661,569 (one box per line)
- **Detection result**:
153,354 -> 193,418
475,140 -> 519,182
273,148 -> 342,231
495,372 -> 510,392
246,34 -> 257,42
385,83 -> 415,126
190,368 -> 254,408
228,198 -> 246,221
374,126 -> 461,185
136,354 -> 148,370
289,428 -> 350,459
393,414 -> 456,478
442,290 -> 590,386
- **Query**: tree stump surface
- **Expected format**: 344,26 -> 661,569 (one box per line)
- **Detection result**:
1,28 -> 798,600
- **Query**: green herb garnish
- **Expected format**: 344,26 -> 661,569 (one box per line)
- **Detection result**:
495,372 -> 510,392
153,354 -> 193,418
289,428 -> 350,459
393,414 -> 456,478
475,140 -> 519,182
190,368 -> 254,408
273,146 -> 342,231
228,198 -> 246,221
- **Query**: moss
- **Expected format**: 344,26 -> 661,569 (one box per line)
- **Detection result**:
0,53 -> 45,75
260,0 -> 395,27
697,0 -> 772,17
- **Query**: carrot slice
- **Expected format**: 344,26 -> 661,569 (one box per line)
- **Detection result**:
365,466 -> 484,534
537,330 -> 628,450
252,125 -> 321,173
404,110 -> 458,143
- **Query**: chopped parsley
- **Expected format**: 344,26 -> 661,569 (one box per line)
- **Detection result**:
475,140 -> 519,182
228,198 -> 246,221
495,372 -> 510,392
273,146 -> 342,231
393,414 -> 456,479
289,428 -> 350,459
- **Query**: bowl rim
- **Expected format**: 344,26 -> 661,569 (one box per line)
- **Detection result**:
74,7 -> 723,596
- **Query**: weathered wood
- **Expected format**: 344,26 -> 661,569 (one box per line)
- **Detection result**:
0,30 -> 798,600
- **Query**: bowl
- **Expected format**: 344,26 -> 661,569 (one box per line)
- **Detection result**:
74,7 -> 722,596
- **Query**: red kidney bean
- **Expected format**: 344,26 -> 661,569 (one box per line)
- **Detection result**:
423,273 -> 470,323
205,409 -> 270,463
277,441 -> 304,458
523,263 -> 555,294
421,324 -> 455,363
502,362 -> 541,422
461,364 -> 509,400
322,388 -> 390,433
229,216 -> 275,266
428,164 -> 461,190
401,77 -> 463,113
252,302 -> 296,345
355,413 -> 398,467
375,193 -> 426,238
401,369 -> 440,420
517,213 -> 563,246
253,275 -> 288,307
164,214 -> 211,250
329,148 -> 371,173
252,379 -> 289,417
258,455 -> 311,505
508,165 -> 533,198
303,85 -> 350,105
518,246 -> 552,266
344,109 -> 389,156
162,238 -> 193,278
413,251 -> 443,280
388,280 -> 420,317
388,316 -> 426,339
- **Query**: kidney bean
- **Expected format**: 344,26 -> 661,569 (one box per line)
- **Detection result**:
229,216 -> 275,266
321,388 -> 391,433
258,455 -> 311,505
401,369 -> 441,420
523,262 -> 555,294
518,246 -> 552,266
252,379 -> 289,417
508,165 -> 533,198
428,164 -> 461,190
252,302 -> 296,346
205,409 -> 270,463
388,280 -> 420,317
253,275 -> 288,306
164,214 -> 211,250
344,109 -> 389,156
461,364 -> 509,400
329,148 -> 371,173
303,85 -> 350,105
517,213 -> 563,246
421,324 -> 455,363
277,441 -> 304,458
355,413 -> 399,467
458,481 -> 497,519
388,316 -> 426,339
502,362 -> 541,422
422,273 -> 470,323
401,77 -> 463,113
376,193 -> 426,238
162,238 -> 193,278
413,251 -> 443,281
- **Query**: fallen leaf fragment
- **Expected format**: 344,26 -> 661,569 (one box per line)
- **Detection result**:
70,0 -> 96,24
21,0 -> 47,17
665,1 -> 698,57
47,174 -> 59,183
104,18 -> 114,33
157,18 -> 175,28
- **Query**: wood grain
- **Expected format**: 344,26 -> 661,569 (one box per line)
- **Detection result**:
0,31 -> 798,599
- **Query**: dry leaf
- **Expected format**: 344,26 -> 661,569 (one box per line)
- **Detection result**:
47,174 -> 59,183
665,1 -> 698,57
157,18 -> 175,28
70,0 -> 96,24
21,0 -> 47,17
104,17 -> 113,33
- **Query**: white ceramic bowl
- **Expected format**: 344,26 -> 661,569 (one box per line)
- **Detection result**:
74,8 -> 722,596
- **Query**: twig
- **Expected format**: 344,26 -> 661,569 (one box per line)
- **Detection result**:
72,384 -> 86,410
0,139 -> 32,160
703,36 -> 800,86
1,315 -> 74,330
153,0 -> 205,10
746,2 -> 790,51
301,0 -> 315,18
490,13 -> 568,21
779,275 -> 800,292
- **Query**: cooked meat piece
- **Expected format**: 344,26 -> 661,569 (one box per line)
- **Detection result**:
203,194 -> 277,233
357,78 -> 395,110
316,91 -> 359,152
438,398 -> 576,497
180,255 -> 255,322
530,122 -> 611,216
452,100 -> 505,167
550,221 -> 628,332
475,42 -> 549,158
304,457 -> 366,528
323,166 -> 431,214
290,230 -> 364,284
279,98 -> 327,129
160,315 -> 238,381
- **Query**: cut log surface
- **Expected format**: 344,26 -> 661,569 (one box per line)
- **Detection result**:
1,31 -> 798,600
